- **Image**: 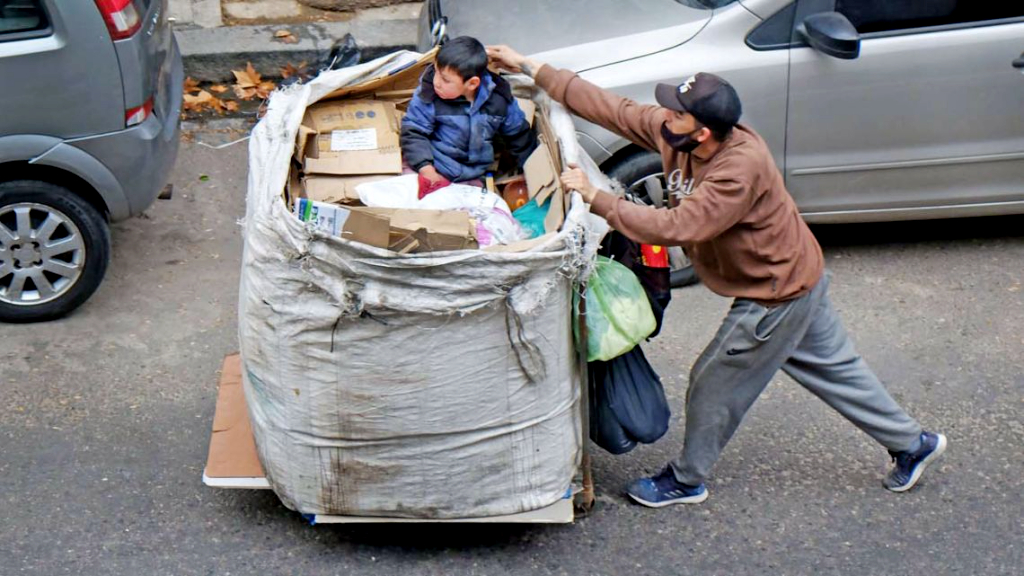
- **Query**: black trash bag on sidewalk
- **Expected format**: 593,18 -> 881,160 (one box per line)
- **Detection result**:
598,231 -> 671,339
324,33 -> 361,71
589,344 -> 671,454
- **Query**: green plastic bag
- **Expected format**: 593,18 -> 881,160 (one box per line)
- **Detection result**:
574,256 -> 657,362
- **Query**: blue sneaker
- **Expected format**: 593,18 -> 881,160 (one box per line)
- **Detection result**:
883,431 -> 947,492
626,467 -> 708,507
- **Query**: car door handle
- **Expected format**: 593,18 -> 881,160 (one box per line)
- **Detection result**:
1014,53 -> 1024,69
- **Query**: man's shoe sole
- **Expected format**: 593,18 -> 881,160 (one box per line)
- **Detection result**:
888,433 -> 948,493
627,489 -> 709,508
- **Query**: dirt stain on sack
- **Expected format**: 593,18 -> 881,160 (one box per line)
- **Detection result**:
318,448 -> 401,515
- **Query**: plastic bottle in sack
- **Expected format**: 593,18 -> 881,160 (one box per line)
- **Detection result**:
501,179 -> 529,211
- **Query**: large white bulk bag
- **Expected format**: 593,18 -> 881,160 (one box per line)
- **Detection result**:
238,51 -> 607,518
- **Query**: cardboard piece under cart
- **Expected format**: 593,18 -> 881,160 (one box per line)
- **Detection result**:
203,353 -> 592,523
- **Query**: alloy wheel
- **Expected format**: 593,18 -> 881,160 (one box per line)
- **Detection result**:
0,202 -> 86,306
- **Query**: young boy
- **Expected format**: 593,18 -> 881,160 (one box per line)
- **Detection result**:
401,36 -> 537,198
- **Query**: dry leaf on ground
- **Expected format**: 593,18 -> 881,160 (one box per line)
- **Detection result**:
256,80 -> 277,99
183,90 -> 214,113
232,63 -> 275,101
209,84 -> 229,94
183,77 -> 201,94
274,29 -> 298,44
232,63 -> 261,88
183,90 -> 230,115
281,61 -> 310,80
233,85 -> 257,100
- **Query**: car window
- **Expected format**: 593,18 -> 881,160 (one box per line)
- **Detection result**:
836,0 -> 1024,34
0,0 -> 46,35
746,2 -> 798,50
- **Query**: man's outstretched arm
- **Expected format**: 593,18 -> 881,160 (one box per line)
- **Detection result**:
487,45 -> 666,152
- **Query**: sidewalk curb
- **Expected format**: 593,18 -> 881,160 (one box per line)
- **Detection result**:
176,18 -> 418,82
181,117 -> 256,133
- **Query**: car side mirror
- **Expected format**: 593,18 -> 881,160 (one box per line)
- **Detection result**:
798,12 -> 860,60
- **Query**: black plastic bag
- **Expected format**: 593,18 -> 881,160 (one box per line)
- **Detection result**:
589,344 -> 671,454
324,33 -> 361,71
589,357 -> 637,455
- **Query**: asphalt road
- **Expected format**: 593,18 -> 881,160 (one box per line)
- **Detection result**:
2,128 -> 1022,575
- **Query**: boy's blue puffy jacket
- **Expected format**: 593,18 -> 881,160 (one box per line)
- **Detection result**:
401,64 -> 537,182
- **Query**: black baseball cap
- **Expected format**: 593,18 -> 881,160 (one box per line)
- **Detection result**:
655,73 -> 742,131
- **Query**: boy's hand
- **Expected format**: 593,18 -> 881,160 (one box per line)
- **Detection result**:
560,163 -> 599,203
417,165 -> 450,199
418,165 -> 444,183
486,45 -> 542,79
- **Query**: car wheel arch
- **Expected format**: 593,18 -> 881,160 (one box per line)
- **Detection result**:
27,143 -> 129,221
0,161 -> 112,222
600,143 -> 657,182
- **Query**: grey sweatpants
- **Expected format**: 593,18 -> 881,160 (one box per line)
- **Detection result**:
670,272 -> 922,486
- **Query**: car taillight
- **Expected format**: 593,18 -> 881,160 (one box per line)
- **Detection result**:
125,97 -> 153,127
94,0 -> 141,40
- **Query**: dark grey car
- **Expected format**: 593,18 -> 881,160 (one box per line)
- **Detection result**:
0,0 -> 182,321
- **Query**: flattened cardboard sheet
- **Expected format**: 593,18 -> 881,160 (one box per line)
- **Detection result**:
303,175 -> 391,204
353,206 -> 478,251
294,198 -> 391,248
524,136 -> 560,205
205,354 -> 264,479
322,48 -> 438,101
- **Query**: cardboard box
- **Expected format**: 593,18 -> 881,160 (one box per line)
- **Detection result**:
523,133 -> 568,234
294,198 -> 391,248
285,162 -> 303,208
292,196 -> 477,252
353,206 -> 479,252
543,177 -> 566,234
303,174 -> 392,205
298,99 -> 402,176
534,109 -> 564,170
524,135 -> 562,206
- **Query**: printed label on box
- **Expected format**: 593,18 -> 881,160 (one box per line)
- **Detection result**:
330,129 -> 378,151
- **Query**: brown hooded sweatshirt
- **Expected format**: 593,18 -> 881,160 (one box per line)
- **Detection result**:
535,65 -> 823,305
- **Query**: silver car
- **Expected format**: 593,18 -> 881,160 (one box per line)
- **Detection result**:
420,0 -> 1024,285
0,0 -> 182,321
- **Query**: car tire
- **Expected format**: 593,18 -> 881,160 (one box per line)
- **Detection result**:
605,151 -> 699,288
0,180 -> 111,323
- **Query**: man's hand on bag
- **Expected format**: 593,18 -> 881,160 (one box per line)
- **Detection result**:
486,45 -> 542,79
560,163 -> 599,203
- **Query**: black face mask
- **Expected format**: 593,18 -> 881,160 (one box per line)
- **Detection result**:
661,122 -> 701,153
